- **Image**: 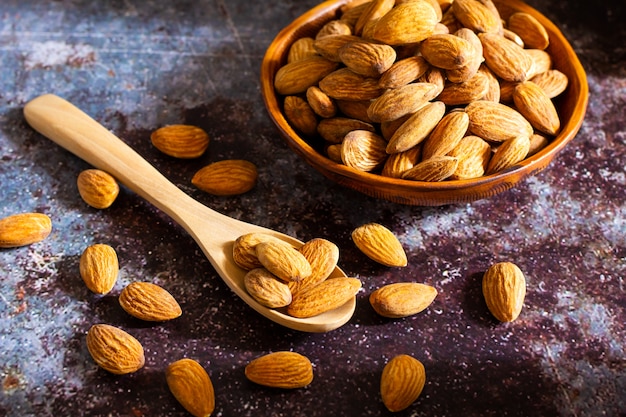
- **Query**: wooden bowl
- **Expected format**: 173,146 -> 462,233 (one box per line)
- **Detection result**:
260,0 -> 588,206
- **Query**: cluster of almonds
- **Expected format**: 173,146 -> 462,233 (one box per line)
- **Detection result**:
233,222 -> 439,321
275,0 -> 568,181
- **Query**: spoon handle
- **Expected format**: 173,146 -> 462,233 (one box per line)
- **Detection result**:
23,94 -> 232,248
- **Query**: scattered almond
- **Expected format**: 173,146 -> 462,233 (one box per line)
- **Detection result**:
77,169 -> 119,209
0,212 -> 52,248
380,354 -> 426,412
79,243 -> 119,295
192,159 -> 258,196
150,124 -> 209,159
86,324 -> 145,374
370,282 -> 438,318
119,281 -> 182,321
482,261 -> 526,322
245,351 -> 313,389
166,358 -> 215,417
351,223 -> 407,267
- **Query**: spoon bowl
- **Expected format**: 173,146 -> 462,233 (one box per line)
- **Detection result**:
24,93 -> 355,333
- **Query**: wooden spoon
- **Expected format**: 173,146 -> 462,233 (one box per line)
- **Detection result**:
24,93 -> 355,333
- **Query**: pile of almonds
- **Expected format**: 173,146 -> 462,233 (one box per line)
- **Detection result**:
275,0 -> 569,181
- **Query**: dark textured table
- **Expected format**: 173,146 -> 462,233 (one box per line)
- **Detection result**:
0,1 -> 624,416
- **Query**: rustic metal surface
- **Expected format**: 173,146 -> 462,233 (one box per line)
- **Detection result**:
0,1 -> 624,416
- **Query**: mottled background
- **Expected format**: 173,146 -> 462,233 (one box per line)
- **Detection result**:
0,0 -> 624,416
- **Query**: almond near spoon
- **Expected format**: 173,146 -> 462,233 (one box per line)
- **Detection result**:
23,93 -> 355,333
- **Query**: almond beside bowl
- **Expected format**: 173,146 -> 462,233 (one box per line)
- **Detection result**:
260,0 -> 588,206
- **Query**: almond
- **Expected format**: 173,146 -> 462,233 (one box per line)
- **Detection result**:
436,70 -> 490,105
513,81 -> 561,136
530,69 -> 569,99
316,19 -> 353,39
477,64 -> 501,102
338,41 -> 396,77
317,116 -> 376,144
79,243 -> 119,295
367,82 -> 438,123
386,101 -> 447,154
77,169 -> 120,209
525,48 -> 552,79
287,277 -> 361,318
507,12 -> 549,50
191,159 -> 258,196
290,238 -> 340,295
0,212 -> 52,248
232,233 -> 284,270
256,240 -> 312,282
274,56 -> 339,95
306,86 -> 337,118
245,351 -> 313,389
465,100 -> 533,142
451,0 -> 502,34
420,34 -> 474,70
319,67 -> 385,101
86,324 -> 145,374
370,282 -> 438,318
336,100 -> 374,123
448,135 -> 492,180
401,155 -> 459,182
422,111 -> 470,159
244,268 -> 293,308
287,37 -> 317,63
341,130 -> 389,172
354,0 -> 395,36
371,1 -> 439,45
150,124 -> 209,159
482,261 -> 526,322
166,358 -> 215,417
119,281 -> 182,321
284,95 -> 318,137
351,223 -> 407,267
486,135 -> 530,175
479,32 -> 533,82
381,354 -> 426,412
527,132 -> 550,157
313,35 -> 363,62
381,146 -> 422,178
378,56 -> 430,89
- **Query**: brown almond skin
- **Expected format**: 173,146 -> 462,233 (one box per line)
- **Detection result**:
232,233 -> 284,270
119,281 -> 182,321
274,56 -> 339,95
77,169 -> 120,209
482,261 -> 526,322
245,351 -> 313,389
338,41 -> 397,77
352,223 -> 407,267
256,240 -> 312,282
79,243 -> 119,295
192,159 -> 258,196
386,101 -> 447,154
284,95 -> 318,137
381,354 -> 426,412
290,238 -> 340,296
479,32 -> 533,82
166,358 -> 215,417
486,135 -> 530,175
287,277 -> 361,318
367,82 -> 438,123
370,282 -> 438,318
0,212 -> 52,248
402,155 -> 459,182
513,81 -> 561,136
150,124 -> 210,159
86,324 -> 145,375
341,130 -> 389,172
371,1 -> 438,45
244,268 -> 292,309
